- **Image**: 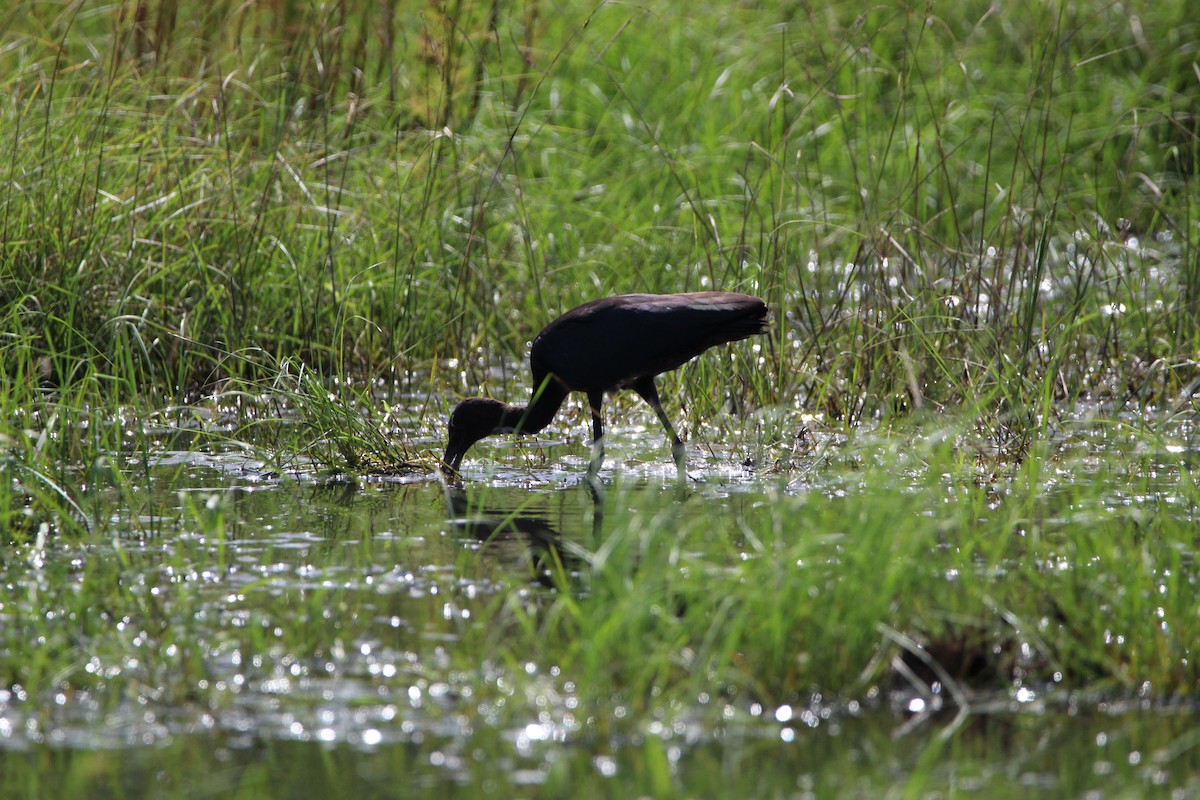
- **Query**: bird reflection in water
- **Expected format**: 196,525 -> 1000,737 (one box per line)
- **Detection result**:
443,487 -> 601,589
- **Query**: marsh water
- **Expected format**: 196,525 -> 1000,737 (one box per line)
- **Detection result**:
2,421 -> 1198,799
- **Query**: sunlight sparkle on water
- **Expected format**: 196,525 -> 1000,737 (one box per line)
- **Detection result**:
593,755 -> 618,777
522,722 -> 553,742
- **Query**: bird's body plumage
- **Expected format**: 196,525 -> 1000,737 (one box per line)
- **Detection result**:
530,293 -> 767,393
442,292 -> 768,476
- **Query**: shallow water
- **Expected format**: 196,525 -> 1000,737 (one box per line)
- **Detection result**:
3,707 -> 1199,798
2,418 -> 1198,798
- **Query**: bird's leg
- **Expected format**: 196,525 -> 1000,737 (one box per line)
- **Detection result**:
632,377 -> 687,479
586,390 -> 606,485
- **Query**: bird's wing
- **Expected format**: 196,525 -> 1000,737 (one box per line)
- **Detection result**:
531,293 -> 766,392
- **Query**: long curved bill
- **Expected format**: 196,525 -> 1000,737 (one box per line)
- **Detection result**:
441,444 -> 465,476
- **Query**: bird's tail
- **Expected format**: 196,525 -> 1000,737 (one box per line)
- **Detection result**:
724,302 -> 770,341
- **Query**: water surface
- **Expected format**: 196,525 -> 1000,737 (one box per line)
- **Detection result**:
2,418 -> 1197,798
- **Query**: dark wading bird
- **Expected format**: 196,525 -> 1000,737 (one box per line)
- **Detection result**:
441,292 -> 769,479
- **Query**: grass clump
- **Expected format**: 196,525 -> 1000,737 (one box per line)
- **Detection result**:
0,0 -> 1195,426
267,359 -> 421,474
466,423 -> 1199,716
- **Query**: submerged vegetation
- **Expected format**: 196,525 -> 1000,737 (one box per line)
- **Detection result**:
1,0 -> 1199,793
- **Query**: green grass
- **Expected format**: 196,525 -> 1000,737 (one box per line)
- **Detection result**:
2,0 -> 1196,413
464,423 -> 1199,713
0,420 -> 1195,722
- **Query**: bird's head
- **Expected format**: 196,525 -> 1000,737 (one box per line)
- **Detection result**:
441,397 -> 508,475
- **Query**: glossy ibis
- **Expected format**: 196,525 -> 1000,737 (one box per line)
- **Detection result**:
441,291 -> 769,478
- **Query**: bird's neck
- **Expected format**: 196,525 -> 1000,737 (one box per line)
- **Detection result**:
500,381 -> 567,435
